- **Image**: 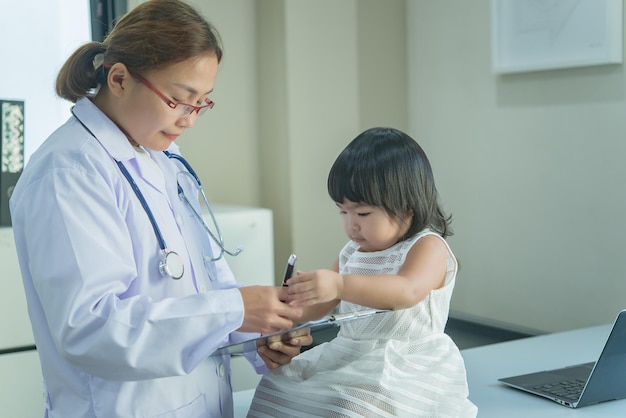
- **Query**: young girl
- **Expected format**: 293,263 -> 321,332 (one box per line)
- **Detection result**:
248,127 -> 477,417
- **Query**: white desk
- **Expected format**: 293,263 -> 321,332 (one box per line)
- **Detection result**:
463,323 -> 626,417
233,324 -> 626,417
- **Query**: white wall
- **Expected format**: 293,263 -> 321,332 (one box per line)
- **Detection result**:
407,0 -> 626,333
256,0 -> 408,273
180,0 -> 261,207
0,0 -> 90,164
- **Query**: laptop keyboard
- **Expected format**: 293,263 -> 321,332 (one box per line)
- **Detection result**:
534,379 -> 587,400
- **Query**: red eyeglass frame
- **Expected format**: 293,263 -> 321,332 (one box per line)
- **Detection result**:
133,73 -> 215,115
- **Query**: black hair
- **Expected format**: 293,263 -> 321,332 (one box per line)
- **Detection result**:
327,127 -> 452,240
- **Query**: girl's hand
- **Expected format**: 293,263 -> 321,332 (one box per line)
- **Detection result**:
285,269 -> 343,307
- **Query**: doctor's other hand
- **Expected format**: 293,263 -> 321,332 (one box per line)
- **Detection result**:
285,269 -> 342,307
237,286 -> 303,334
258,327 -> 313,370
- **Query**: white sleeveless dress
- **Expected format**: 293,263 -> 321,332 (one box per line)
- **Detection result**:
247,230 -> 478,417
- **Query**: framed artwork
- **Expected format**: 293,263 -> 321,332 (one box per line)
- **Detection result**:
491,0 -> 623,74
0,99 -> 24,226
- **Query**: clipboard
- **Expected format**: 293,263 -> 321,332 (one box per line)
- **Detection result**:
212,308 -> 389,356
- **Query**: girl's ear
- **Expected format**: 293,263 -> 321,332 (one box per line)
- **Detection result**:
106,63 -> 131,98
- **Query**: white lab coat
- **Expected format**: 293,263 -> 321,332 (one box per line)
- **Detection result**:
10,98 -> 264,417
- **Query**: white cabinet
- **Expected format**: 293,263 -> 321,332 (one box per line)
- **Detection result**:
0,227 -> 41,418
0,228 -> 34,349
210,205 -> 275,392
209,205 -> 275,287
0,351 -> 43,418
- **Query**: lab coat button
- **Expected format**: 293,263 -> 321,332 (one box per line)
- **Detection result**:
176,215 -> 183,225
199,285 -> 206,292
218,363 -> 225,377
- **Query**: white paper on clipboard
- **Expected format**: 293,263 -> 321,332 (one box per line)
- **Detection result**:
211,308 -> 389,357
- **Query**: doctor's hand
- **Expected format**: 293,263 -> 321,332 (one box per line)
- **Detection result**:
257,327 -> 313,370
237,286 -> 303,334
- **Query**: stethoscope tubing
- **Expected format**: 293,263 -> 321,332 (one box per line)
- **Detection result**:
116,161 -> 167,251
166,151 -> 243,261
70,107 -> 241,280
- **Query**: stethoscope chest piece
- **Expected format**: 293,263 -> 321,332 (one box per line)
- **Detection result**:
159,250 -> 184,280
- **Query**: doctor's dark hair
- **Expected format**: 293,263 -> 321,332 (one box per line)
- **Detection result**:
328,127 -> 453,240
56,0 -> 223,103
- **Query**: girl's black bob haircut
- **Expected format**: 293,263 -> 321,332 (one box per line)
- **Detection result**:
327,127 -> 452,240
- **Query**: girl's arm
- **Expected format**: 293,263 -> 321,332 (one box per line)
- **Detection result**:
286,235 -> 448,310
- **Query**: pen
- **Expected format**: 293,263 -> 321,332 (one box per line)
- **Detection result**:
282,254 -> 297,286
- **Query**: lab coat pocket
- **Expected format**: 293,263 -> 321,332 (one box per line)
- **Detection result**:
144,393 -> 209,418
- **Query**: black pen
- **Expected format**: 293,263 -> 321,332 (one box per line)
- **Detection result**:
282,254 -> 297,286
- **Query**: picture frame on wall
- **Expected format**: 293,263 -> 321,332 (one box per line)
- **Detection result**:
1,99 -> 24,226
491,0 -> 623,74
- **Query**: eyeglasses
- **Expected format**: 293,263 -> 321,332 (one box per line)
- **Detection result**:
134,73 -> 215,117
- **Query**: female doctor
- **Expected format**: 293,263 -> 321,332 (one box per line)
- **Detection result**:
9,1 -> 310,417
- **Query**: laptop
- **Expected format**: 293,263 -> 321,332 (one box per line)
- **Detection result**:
498,309 -> 626,408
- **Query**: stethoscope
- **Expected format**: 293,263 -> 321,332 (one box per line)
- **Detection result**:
116,153 -> 243,279
72,108 -> 243,280
163,150 -> 244,262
